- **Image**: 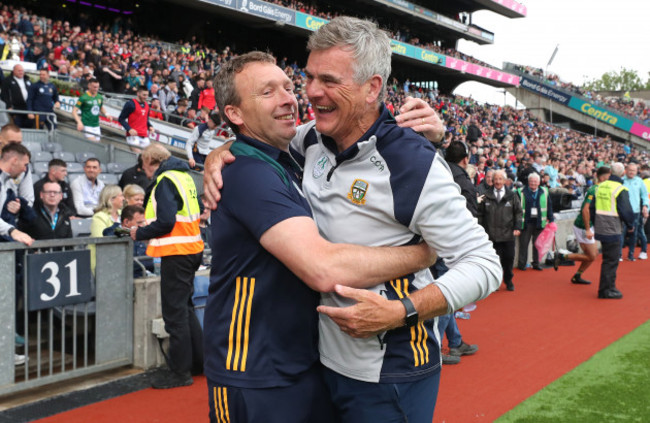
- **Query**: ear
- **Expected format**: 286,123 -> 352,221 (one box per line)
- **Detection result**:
224,104 -> 243,127
365,75 -> 383,105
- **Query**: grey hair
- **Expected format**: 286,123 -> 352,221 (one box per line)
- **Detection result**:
307,16 -> 391,102
612,162 -> 625,177
528,173 -> 541,182
493,169 -> 507,180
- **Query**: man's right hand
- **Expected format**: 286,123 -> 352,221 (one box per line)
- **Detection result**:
128,129 -> 138,136
6,199 -> 21,215
189,158 -> 196,169
77,122 -> 84,132
585,228 -> 594,240
11,229 -> 33,246
203,142 -> 235,210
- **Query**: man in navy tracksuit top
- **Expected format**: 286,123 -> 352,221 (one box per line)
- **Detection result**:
27,69 -> 60,129
205,52 -> 435,423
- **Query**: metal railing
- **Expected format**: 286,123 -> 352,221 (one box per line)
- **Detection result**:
0,110 -> 57,143
0,237 -> 133,396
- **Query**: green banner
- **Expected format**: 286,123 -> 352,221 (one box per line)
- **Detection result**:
568,97 -> 634,131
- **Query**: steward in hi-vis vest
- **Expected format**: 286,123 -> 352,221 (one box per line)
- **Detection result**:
132,143 -> 204,389
590,169 -> 634,299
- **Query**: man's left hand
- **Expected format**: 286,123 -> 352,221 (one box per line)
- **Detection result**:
394,97 -> 445,143
317,284 -> 404,338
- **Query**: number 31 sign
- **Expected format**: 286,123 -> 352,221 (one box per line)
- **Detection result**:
26,250 -> 93,311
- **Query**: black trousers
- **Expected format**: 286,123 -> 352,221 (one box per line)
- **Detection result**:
494,241 -> 515,284
518,225 -> 543,268
160,252 -> 204,374
599,240 -> 621,294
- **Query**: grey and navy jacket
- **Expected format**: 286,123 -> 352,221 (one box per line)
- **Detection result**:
293,105 -> 501,384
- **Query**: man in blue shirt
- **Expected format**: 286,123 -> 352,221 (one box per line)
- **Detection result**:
206,51 -> 435,423
621,163 -> 649,260
27,69 -> 60,130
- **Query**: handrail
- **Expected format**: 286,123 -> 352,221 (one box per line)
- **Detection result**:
0,109 -> 57,142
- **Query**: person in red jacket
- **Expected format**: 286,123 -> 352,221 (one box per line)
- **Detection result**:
197,79 -> 216,111
119,86 -> 156,152
149,98 -> 164,120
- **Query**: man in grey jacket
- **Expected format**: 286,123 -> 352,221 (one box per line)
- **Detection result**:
478,170 -> 523,291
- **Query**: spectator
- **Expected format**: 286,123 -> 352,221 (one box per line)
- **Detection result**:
103,204 -> 152,277
185,113 -> 224,169
478,170 -> 522,291
70,158 -> 105,217
119,155 -> 152,190
89,184 -> 123,272
168,99 -> 189,126
123,183 -> 145,207
158,79 -> 178,112
188,77 -> 204,114
197,79 -> 216,111
1,64 -> 32,128
545,157 -> 560,188
516,173 -> 554,270
73,78 -> 108,142
477,169 -> 494,196
621,163 -> 649,261
0,143 -> 34,245
124,66 -> 143,95
445,141 -> 478,216
0,124 -> 34,207
20,180 -> 72,240
33,158 -> 76,216
149,98 -> 164,120
118,86 -> 155,152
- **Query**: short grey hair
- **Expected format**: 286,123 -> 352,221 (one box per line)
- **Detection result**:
307,16 -> 391,102
528,173 -> 541,182
612,162 -> 625,177
493,169 -> 507,180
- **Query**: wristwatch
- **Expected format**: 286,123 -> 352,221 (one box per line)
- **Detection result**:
7,227 -> 15,237
399,297 -> 419,327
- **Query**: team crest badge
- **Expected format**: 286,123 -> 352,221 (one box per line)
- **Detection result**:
312,155 -> 329,179
347,179 -> 369,205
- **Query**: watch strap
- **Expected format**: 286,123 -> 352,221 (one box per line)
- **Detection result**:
399,296 -> 418,327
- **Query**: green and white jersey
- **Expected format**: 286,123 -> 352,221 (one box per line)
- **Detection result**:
75,91 -> 104,127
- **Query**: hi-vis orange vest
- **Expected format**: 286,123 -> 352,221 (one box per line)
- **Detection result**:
145,170 -> 204,257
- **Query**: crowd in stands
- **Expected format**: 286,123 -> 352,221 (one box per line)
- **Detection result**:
513,65 -> 649,124
2,0 -> 501,103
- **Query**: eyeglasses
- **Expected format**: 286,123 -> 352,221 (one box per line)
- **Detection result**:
42,191 -> 62,195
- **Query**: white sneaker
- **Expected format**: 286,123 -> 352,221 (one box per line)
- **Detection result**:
14,353 -> 25,366
639,252 -> 648,260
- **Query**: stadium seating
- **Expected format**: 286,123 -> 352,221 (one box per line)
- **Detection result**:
42,142 -> 63,153
71,218 -> 92,237
75,152 -> 97,163
24,141 -> 42,153
107,162 -> 131,174
32,161 -> 50,174
98,173 -> 119,185
67,162 -> 84,173
32,151 -> 53,162
53,151 -> 76,162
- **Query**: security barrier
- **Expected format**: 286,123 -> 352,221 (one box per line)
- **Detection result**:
0,237 -> 133,396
